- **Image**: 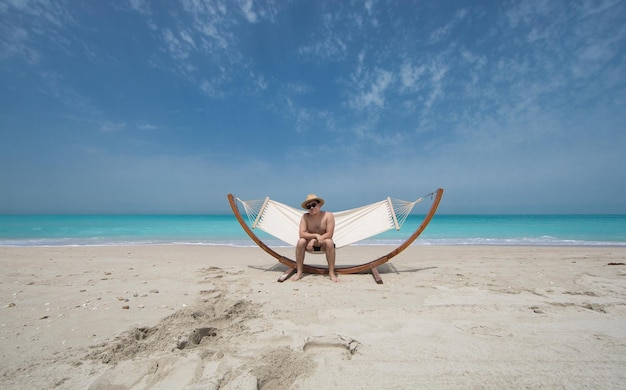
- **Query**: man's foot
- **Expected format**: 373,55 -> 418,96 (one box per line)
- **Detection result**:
291,273 -> 303,281
329,273 -> 340,282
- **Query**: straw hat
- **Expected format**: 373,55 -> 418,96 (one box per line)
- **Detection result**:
301,194 -> 325,209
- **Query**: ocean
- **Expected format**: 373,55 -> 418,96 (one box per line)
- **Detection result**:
0,214 -> 624,247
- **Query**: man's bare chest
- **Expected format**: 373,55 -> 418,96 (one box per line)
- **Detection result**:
307,213 -> 327,233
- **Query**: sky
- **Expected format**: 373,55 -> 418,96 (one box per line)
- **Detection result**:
1,0 -> 625,214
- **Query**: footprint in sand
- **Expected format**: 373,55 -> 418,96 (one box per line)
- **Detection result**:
302,335 -> 360,360
176,327 -> 218,350
133,326 -> 156,340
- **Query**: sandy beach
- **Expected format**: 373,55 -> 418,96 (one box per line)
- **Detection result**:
1,245 -> 625,389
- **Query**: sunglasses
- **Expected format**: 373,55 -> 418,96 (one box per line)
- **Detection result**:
306,202 -> 318,209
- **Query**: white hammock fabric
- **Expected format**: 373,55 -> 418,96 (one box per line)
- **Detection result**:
236,196 -> 425,248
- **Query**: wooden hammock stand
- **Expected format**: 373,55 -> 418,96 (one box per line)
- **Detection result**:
227,188 -> 444,284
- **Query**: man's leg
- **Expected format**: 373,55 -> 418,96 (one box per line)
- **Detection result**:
293,238 -> 307,281
324,239 -> 339,282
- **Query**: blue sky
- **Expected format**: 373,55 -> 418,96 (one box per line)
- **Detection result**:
1,0 -> 625,214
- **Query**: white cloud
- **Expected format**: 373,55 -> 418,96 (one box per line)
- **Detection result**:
254,74 -> 268,90
199,78 -> 226,99
428,7 -> 468,44
299,35 -> 347,62
163,29 -> 189,60
0,0 -> 75,64
0,26 -> 40,63
417,62 -> 447,111
576,0 -> 621,17
100,121 -> 127,133
399,62 -> 426,92
128,0 -> 149,14
349,69 -> 393,110
461,50 -> 487,68
505,0 -> 553,28
239,0 -> 257,23
299,10 -> 350,62
179,30 -> 197,49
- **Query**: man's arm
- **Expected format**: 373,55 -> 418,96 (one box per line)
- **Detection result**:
299,215 -> 313,239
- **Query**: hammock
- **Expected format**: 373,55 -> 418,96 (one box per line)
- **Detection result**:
227,188 -> 444,283
237,197 -> 425,248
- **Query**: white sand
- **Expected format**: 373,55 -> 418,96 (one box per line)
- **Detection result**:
1,245 -> 626,389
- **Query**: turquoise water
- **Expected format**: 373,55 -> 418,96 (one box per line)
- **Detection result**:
0,214 -> 625,247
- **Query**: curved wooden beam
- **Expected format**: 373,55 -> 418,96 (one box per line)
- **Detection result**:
227,188 -> 444,276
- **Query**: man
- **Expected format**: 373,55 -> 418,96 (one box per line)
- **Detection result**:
292,194 -> 339,282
